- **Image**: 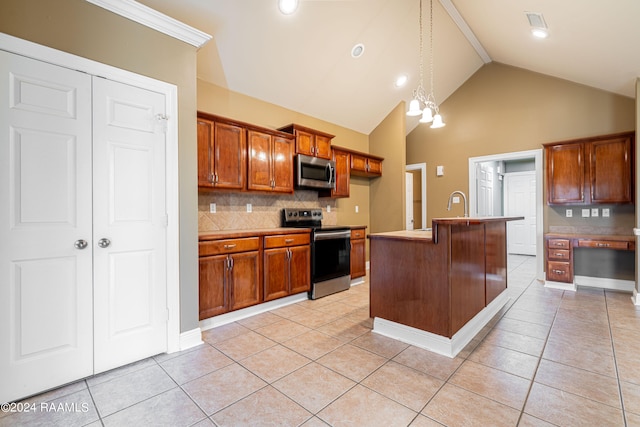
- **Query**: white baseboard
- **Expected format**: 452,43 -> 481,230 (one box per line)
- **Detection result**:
632,289 -> 640,306
372,290 -> 509,358
574,275 -> 635,293
544,280 -> 577,291
199,292 -> 309,331
178,328 -> 204,352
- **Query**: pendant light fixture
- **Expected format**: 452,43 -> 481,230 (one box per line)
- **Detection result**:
406,0 -> 445,128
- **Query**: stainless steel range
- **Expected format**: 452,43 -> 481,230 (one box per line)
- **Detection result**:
282,208 -> 351,299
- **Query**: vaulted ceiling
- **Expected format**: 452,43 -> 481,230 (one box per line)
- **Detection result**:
139,0 -> 640,135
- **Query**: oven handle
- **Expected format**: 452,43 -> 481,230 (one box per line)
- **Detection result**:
314,230 -> 351,241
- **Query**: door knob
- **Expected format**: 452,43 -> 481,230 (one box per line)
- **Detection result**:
98,238 -> 111,248
74,239 -> 88,250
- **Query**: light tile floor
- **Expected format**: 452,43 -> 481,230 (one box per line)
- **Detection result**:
2,255 -> 640,426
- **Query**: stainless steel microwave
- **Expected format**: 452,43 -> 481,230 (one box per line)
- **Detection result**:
295,154 -> 336,190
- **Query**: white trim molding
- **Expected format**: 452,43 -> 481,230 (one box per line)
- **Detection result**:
85,0 -> 212,48
199,293 -> 309,331
372,290 -> 509,358
179,328 -> 204,351
632,289 -> 640,306
544,280 -> 577,292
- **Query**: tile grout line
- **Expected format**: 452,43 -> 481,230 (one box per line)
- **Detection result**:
604,290 -> 628,427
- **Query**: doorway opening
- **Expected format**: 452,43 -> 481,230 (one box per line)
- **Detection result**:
406,163 -> 427,230
468,150 -> 544,281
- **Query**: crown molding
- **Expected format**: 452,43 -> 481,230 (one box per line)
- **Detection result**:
86,0 -> 211,48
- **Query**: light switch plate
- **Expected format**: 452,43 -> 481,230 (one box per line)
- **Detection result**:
591,208 -> 599,217
603,208 -> 610,217
355,205 -> 359,213
581,209 -> 590,218
327,205 -> 331,213
209,203 -> 216,213
246,203 -> 252,213
565,209 -> 573,218
436,165 -> 444,176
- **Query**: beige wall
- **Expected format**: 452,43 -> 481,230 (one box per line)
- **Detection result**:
1,0 -> 200,332
370,102 -> 407,233
407,62 -> 636,228
197,79 -> 371,230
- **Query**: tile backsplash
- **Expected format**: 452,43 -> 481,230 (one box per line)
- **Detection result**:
198,190 -> 337,231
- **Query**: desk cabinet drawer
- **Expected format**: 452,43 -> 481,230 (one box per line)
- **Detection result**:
577,240 -> 629,250
547,239 -> 570,249
199,237 -> 260,256
547,261 -> 572,283
547,248 -> 570,261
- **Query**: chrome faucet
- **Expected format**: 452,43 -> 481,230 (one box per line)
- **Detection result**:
447,190 -> 468,217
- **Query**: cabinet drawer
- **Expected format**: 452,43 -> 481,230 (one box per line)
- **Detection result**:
351,228 -> 365,240
547,239 -> 570,249
199,237 -> 260,256
547,248 -> 570,261
547,261 -> 572,283
264,233 -> 310,249
577,240 -> 629,250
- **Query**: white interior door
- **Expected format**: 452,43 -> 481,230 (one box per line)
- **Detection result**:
92,78 -> 167,373
505,172 -> 537,255
405,172 -> 414,230
477,163 -> 494,216
0,51 -> 94,402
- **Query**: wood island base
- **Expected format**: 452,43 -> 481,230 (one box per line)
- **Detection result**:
372,290 -> 509,358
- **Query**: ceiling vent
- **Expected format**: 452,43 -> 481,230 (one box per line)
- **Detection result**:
525,12 -> 547,29
525,12 -> 548,38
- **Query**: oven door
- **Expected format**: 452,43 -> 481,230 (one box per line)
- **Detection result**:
312,229 -> 351,283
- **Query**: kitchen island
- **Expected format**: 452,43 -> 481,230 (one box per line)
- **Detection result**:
368,216 -> 523,357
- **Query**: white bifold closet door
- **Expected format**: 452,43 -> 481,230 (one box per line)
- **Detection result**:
0,51 -> 167,403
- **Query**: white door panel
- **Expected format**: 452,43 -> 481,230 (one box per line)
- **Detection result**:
92,78 -> 167,373
505,172 -> 537,255
0,51 -> 93,403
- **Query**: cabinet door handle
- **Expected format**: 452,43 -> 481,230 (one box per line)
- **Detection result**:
224,244 -> 236,249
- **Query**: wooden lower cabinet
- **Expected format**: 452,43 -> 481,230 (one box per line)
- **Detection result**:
263,233 -> 311,301
350,227 -> 366,279
199,231 -> 311,320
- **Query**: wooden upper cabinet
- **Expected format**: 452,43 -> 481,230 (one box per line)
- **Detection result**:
590,136 -> 632,203
546,142 -> 585,204
278,124 -> 334,160
320,148 -> 350,198
545,132 -> 634,205
197,116 -> 245,190
350,152 -> 383,177
247,130 -> 294,193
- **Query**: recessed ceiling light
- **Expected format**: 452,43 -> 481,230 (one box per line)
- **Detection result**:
278,0 -> 299,15
531,28 -> 549,39
395,74 -> 408,88
351,43 -> 365,58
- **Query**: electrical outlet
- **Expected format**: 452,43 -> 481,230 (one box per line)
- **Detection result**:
603,208 -> 610,217
327,205 -> 331,213
591,208 -> 599,217
581,209 -> 590,218
246,203 -> 252,213
565,209 -> 573,218
209,203 -> 216,213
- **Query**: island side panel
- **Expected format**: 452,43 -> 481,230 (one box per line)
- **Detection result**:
449,224 -> 487,336
369,232 -> 450,337
485,221 -> 507,305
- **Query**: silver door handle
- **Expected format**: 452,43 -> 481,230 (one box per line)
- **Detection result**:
74,239 -> 88,250
98,238 -> 111,248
